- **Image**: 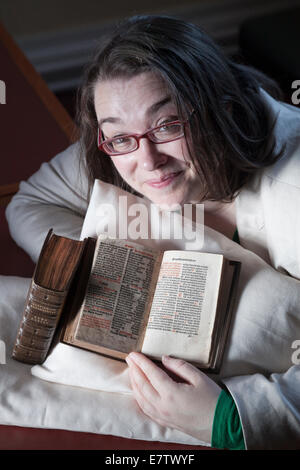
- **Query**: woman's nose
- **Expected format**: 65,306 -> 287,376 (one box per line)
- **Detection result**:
136,138 -> 168,171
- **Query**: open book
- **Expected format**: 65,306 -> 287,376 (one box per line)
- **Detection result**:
12,229 -> 241,372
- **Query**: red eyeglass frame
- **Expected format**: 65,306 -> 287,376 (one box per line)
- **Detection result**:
97,119 -> 188,156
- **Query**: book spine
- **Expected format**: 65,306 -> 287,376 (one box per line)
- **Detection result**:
12,280 -> 67,364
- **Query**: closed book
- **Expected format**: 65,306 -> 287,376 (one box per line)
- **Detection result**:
12,229 -> 87,364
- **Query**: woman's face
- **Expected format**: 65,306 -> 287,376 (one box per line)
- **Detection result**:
94,72 -> 202,208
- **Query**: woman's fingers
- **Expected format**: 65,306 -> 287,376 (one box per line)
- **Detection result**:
126,354 -> 164,420
161,355 -> 203,387
127,362 -> 157,416
126,354 -> 159,400
127,352 -> 203,390
126,352 -> 175,395
125,352 -> 222,442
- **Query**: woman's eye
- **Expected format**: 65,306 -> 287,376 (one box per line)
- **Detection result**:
109,135 -> 130,145
157,124 -> 168,132
111,136 -> 133,150
115,137 -> 128,144
157,117 -> 178,129
157,122 -> 179,133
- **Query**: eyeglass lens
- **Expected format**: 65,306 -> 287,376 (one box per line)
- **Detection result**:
103,122 -> 184,155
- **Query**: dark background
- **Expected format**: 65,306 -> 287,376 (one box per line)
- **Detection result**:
1,0 -> 300,120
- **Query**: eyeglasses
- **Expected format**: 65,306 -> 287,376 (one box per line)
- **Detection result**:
97,119 -> 188,156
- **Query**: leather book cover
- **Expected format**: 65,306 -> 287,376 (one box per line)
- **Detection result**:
12,229 -> 88,364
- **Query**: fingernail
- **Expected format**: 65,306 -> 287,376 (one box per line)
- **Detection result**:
128,352 -> 139,363
125,355 -> 133,365
162,355 -> 170,362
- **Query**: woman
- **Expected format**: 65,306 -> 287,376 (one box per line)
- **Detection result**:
6,15 -> 300,449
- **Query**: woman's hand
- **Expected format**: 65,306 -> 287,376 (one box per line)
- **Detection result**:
126,352 -> 222,443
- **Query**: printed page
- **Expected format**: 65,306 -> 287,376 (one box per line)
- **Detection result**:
73,237 -> 159,354
141,251 -> 224,365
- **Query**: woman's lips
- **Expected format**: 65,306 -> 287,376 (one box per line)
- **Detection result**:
145,171 -> 183,188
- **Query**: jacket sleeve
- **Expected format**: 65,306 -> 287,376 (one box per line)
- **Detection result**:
223,365 -> 300,449
5,142 -> 90,263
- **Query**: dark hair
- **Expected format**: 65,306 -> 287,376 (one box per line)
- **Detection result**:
76,14 -> 285,202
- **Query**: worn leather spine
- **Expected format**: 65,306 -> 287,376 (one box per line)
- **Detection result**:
12,281 -> 67,364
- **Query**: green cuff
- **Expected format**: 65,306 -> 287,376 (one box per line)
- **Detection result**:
211,389 -> 245,450
232,228 -> 240,244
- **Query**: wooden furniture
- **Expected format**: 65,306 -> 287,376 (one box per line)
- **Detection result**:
0,21 -> 76,277
0,22 -> 208,451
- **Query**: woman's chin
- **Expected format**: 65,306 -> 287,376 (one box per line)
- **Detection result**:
145,192 -> 189,211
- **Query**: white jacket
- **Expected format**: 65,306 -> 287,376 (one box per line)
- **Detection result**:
6,90 -> 300,449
